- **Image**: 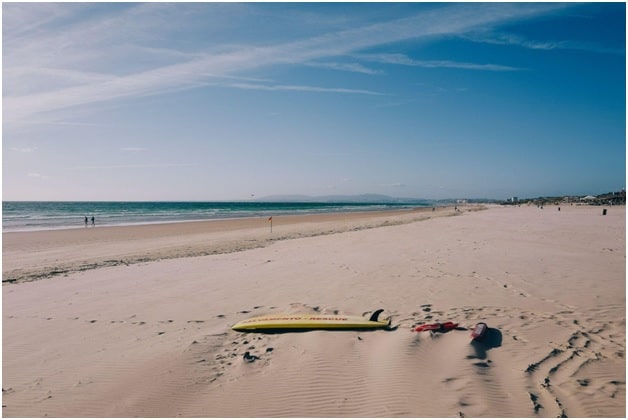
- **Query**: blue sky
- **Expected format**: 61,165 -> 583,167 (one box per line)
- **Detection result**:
2,2 -> 625,201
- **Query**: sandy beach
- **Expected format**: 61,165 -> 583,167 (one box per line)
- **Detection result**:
2,204 -> 625,417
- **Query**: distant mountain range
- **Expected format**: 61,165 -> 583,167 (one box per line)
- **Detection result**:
253,194 -> 433,203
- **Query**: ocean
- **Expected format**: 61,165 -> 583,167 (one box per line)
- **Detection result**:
2,201 -> 430,232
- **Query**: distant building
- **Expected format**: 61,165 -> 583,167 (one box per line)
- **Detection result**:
456,199 -> 468,204
596,190 -> 626,205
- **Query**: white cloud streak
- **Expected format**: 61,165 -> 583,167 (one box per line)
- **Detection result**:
3,3 -> 570,124
222,82 -> 384,95
27,172 -> 50,179
464,31 -> 626,55
11,146 -> 38,153
357,53 -> 523,71
121,147 -> 147,152
72,163 -> 195,170
305,61 -> 383,75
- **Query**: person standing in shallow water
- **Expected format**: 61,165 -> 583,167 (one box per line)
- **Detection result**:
84,216 -> 88,227
91,216 -> 95,226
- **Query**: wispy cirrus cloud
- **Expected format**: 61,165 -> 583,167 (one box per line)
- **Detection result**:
3,2 -> 571,124
221,82 -> 384,96
121,147 -> 147,152
357,53 -> 523,71
11,146 -> 38,153
72,163 -> 195,170
27,172 -> 50,180
305,61 -> 383,75
463,31 -> 626,55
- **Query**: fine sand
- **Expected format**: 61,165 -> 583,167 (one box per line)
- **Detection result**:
2,204 -> 625,417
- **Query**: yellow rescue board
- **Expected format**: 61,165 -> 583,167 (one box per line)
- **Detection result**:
232,309 -> 390,332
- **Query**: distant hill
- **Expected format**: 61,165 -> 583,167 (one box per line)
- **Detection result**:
254,194 -> 431,204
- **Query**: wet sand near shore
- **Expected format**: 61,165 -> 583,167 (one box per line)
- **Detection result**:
3,206 -> 454,284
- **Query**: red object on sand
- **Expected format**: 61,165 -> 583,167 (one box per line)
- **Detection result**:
441,321 -> 459,330
414,321 -> 459,332
470,322 -> 488,340
414,323 -> 441,332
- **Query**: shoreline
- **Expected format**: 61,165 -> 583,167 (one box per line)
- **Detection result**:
2,201 -> 437,234
2,204 -> 439,234
3,205 -> 468,284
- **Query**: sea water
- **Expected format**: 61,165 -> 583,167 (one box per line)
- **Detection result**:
2,201 -> 429,232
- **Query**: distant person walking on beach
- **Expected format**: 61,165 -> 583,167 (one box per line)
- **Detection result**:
84,216 -> 88,227
91,216 -> 95,226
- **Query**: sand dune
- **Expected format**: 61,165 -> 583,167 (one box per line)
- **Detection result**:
2,204 -> 625,417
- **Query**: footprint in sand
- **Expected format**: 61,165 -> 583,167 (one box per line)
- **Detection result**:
523,314 -> 625,418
